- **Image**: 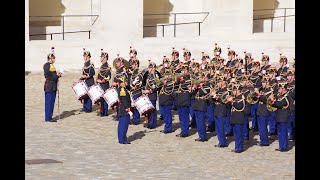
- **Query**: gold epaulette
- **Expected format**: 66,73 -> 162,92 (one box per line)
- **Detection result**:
49,64 -> 56,72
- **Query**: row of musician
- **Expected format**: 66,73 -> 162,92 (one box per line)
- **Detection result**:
71,46 -> 295,152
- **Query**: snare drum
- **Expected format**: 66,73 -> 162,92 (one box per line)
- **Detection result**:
103,87 -> 119,106
87,84 -> 105,103
72,80 -> 88,100
134,95 -> 154,115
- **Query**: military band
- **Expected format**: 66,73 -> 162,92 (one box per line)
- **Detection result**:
54,45 -> 295,150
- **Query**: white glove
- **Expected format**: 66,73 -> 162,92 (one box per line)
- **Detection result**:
128,111 -> 133,118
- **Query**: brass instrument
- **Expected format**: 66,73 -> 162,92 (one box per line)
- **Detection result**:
246,91 -> 259,104
112,57 -> 130,69
219,91 -> 230,104
266,98 -> 277,112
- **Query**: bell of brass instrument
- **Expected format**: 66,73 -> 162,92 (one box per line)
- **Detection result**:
246,91 -> 259,104
266,98 -> 277,112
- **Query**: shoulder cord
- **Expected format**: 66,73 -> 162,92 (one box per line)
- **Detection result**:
231,95 -> 245,112
277,94 -> 289,109
97,65 -> 111,80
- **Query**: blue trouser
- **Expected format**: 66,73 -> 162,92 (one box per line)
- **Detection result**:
100,98 -> 109,116
172,98 -> 177,111
195,110 -> 207,140
250,103 -> 258,129
224,109 -> 232,134
45,91 -> 56,121
258,115 -> 269,145
205,104 -> 215,131
268,111 -> 277,134
277,122 -> 288,150
160,105 -> 173,132
132,95 -> 140,124
177,106 -> 190,135
118,115 -> 130,144
233,124 -> 244,151
83,97 -> 92,112
288,110 -> 295,138
147,100 -> 157,128
243,116 -> 249,139
189,99 -> 196,127
215,116 -> 227,146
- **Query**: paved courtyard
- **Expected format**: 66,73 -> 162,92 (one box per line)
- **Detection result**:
25,70 -> 295,179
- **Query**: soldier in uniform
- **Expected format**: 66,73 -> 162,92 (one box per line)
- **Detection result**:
206,62 -> 216,132
269,80 -> 290,152
183,48 -> 192,66
223,69 -> 233,137
159,69 -> 175,133
112,56 -> 129,120
142,62 -> 162,129
189,62 -> 200,128
249,61 -> 262,131
80,49 -> 95,112
171,48 -> 180,111
129,59 -> 143,125
192,73 -> 210,141
200,52 -> 209,71
260,53 -> 271,74
211,43 -> 222,64
244,52 -> 253,74
267,67 -> 278,135
171,48 -> 181,73
159,56 -> 171,77
116,75 -> 132,144
256,76 -> 272,146
227,83 -> 246,153
277,55 -> 289,77
239,74 -> 252,140
175,65 -> 192,137
211,76 -> 229,147
128,46 -> 138,66
43,47 -> 62,122
96,49 -> 111,116
286,70 -> 295,140
215,57 -> 225,72
232,57 -> 245,77
226,49 -> 237,68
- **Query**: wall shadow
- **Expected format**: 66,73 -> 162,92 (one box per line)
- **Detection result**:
253,0 -> 279,33
29,0 -> 66,40
143,0 -> 173,37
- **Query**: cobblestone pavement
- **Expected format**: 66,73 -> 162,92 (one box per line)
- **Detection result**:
25,71 -> 295,179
